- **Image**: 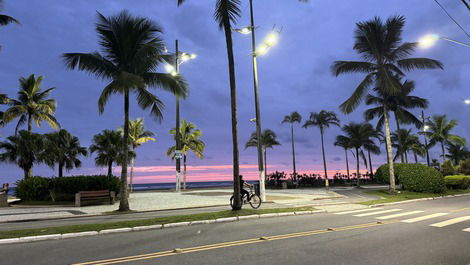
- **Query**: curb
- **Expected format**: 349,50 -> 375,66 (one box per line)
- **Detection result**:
368,193 -> 470,207
0,210 -> 326,245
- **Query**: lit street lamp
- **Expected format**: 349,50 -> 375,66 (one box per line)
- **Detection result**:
418,34 -> 470,48
165,40 -> 197,192
464,99 -> 470,105
420,110 -> 431,166
234,0 -> 282,202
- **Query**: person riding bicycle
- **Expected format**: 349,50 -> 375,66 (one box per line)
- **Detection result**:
239,175 -> 252,202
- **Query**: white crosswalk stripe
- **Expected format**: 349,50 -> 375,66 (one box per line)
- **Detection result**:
354,209 -> 402,217
401,213 -> 448,223
463,228 -> 470,232
430,216 -> 470,227
334,208 -> 384,215
376,211 -> 424,220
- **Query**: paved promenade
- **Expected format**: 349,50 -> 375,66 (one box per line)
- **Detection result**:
0,187 -> 381,222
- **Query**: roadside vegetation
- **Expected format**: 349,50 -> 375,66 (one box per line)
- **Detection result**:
0,207 -> 315,239
359,189 -> 470,205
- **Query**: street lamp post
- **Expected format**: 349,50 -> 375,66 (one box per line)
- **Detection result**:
421,110 -> 431,166
166,40 -> 196,192
248,0 -> 265,202
419,34 -> 470,48
234,1 -> 281,202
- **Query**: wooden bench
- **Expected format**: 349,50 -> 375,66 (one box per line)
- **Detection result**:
75,190 -> 115,207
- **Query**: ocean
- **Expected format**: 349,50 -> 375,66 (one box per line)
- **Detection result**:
5,181 -> 235,196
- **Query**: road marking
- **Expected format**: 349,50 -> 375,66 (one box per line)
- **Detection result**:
401,213 -> 448,223
73,220 -> 398,265
376,211 -> 424,220
354,209 -> 402,217
334,208 -> 383,215
450,207 -> 470,213
463,227 -> 470,232
430,216 -> 470,227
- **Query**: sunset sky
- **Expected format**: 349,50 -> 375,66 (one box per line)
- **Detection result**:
1,0 -> 469,184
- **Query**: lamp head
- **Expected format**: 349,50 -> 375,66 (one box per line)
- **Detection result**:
418,34 -> 440,49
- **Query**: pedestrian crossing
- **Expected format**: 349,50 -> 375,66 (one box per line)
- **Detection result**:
334,207 -> 470,233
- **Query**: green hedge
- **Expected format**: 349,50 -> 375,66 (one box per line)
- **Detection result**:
15,175 -> 120,202
375,163 -> 445,193
444,175 -> 470,190
458,159 -> 470,175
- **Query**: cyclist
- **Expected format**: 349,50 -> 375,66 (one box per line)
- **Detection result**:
239,175 -> 252,202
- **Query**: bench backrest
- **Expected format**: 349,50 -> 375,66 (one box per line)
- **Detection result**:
79,190 -> 110,197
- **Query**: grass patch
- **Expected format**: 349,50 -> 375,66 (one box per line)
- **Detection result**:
359,189 -> 470,206
9,201 -> 75,206
0,206 -> 315,240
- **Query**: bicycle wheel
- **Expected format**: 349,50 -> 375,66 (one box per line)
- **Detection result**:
249,194 -> 262,209
230,195 -> 244,208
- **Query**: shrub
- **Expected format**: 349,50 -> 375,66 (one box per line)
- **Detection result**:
374,163 -> 445,193
458,159 -> 470,175
441,160 -> 456,176
444,175 -> 470,189
15,175 -> 120,202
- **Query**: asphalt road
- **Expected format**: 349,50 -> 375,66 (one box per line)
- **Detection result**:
1,196 -> 469,265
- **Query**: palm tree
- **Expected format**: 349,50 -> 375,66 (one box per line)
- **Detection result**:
445,142 -> 470,165
424,115 -> 466,163
245,129 -> 280,177
0,0 -> 19,51
364,79 -> 427,163
119,118 -> 155,192
43,129 -> 87,177
90,130 -> 125,178
303,111 -> 340,189
3,75 -> 60,134
408,136 -> 426,163
178,0 -> 242,209
282,112 -> 302,179
63,11 -> 187,211
332,15 -> 443,192
337,123 -> 378,187
334,136 -> 351,180
0,130 -> 44,179
363,136 -> 381,177
0,93 -> 8,128
0,0 -> 19,26
167,119 -> 205,191
391,129 -> 417,163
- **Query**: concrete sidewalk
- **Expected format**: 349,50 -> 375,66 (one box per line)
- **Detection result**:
0,187 -> 378,223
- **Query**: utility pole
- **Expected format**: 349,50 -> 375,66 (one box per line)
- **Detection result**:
175,40 -> 182,193
249,0 -> 266,201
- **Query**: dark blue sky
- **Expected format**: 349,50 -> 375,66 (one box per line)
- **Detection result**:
1,0 -> 469,183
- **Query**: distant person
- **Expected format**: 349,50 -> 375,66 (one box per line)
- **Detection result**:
239,175 -> 252,202
0,183 -> 8,194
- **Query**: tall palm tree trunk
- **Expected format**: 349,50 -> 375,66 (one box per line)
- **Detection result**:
355,148 -> 360,187
413,152 -> 418,163
368,150 -> 374,178
394,112 -> 404,163
107,161 -> 113,177
320,128 -> 329,190
441,141 -> 446,164
119,91 -> 130,211
222,17 -> 241,210
405,152 -> 408,164
27,114 -> 32,133
59,162 -> 64,178
291,124 -> 297,179
383,107 -> 396,193
183,154 -> 187,191
129,147 -> 135,193
24,168 -> 32,179
344,148 -> 350,181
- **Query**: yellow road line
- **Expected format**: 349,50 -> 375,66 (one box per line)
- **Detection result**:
74,220 -> 398,265
450,207 -> 470,213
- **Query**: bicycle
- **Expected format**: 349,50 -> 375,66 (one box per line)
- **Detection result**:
230,186 -> 262,209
